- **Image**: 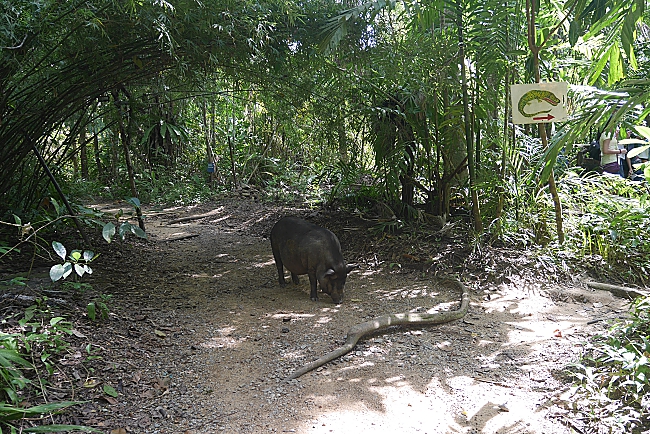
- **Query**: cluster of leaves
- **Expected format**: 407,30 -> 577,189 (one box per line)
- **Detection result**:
570,296 -> 650,433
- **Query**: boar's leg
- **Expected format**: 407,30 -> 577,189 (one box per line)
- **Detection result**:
291,272 -> 300,285
273,253 -> 287,285
308,273 -> 319,301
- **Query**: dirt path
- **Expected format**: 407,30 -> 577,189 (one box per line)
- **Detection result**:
5,198 -> 631,433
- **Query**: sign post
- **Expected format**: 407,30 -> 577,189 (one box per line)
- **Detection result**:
511,82 -> 568,124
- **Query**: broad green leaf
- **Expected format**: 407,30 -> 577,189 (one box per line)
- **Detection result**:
52,241 -> 66,261
87,302 -> 96,321
83,250 -> 94,262
71,250 -> 82,261
13,214 -> 21,225
62,262 -> 73,280
50,317 -> 65,326
74,263 -> 86,277
127,197 -> 141,207
103,384 -> 118,397
50,264 -> 66,282
118,222 -> 130,238
102,222 -> 116,243
133,226 -> 147,239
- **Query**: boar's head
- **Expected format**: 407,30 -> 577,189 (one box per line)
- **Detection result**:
319,264 -> 356,304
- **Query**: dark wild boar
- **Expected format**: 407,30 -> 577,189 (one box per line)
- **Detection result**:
270,216 -> 354,304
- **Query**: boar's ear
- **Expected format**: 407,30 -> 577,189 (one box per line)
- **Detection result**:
346,264 -> 358,274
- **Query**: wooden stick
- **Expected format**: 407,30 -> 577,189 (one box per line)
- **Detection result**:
167,209 -> 223,225
285,279 -> 469,380
162,233 -> 199,242
585,281 -> 649,299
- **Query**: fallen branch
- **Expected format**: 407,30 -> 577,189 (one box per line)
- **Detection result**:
162,233 -> 199,242
285,278 -> 469,381
167,208 -> 224,225
585,281 -> 649,299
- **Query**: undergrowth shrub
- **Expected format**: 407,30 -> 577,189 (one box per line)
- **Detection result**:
556,171 -> 650,279
570,296 -> 650,433
0,298 -> 95,432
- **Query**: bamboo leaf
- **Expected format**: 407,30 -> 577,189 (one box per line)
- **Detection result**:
569,20 -> 580,46
608,45 -> 623,85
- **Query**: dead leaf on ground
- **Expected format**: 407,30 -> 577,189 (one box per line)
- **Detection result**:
154,329 -> 167,338
84,379 -> 101,388
155,377 -> 171,391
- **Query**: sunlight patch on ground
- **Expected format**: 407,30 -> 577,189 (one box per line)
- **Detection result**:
301,378 -> 464,434
255,258 -> 276,268
187,269 -> 231,279
505,315 -> 582,345
201,325 -> 247,349
271,313 -> 316,320
189,272 -> 229,278
201,335 -> 246,349
301,374 -> 566,434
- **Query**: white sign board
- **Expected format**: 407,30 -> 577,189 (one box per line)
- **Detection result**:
511,82 -> 568,124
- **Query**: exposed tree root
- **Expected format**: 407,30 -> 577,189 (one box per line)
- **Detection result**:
586,281 -> 649,299
285,278 -> 469,381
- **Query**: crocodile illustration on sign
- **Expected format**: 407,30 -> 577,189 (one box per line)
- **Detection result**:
517,90 -> 560,118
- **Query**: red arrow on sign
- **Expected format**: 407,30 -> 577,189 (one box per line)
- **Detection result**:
533,114 -> 555,121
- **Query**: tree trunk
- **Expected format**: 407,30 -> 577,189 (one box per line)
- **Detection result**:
80,129 -> 88,179
338,110 -> 349,164
202,100 -> 218,184
111,125 -> 119,182
457,2 -> 483,233
228,136 -> 238,188
527,0 -> 565,244
112,89 -> 145,232
92,129 -> 103,181
494,68 -> 511,236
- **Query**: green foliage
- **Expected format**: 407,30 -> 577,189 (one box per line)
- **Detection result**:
0,334 -> 32,403
87,294 -> 112,322
556,172 -> 650,278
49,241 -> 97,282
570,296 -> 650,432
133,169 -> 219,206
0,302 -> 94,432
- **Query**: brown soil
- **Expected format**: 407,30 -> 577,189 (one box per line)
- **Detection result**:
1,197 -> 632,434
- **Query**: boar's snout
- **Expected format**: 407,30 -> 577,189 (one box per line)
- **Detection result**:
329,289 -> 344,304
322,268 -> 347,304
